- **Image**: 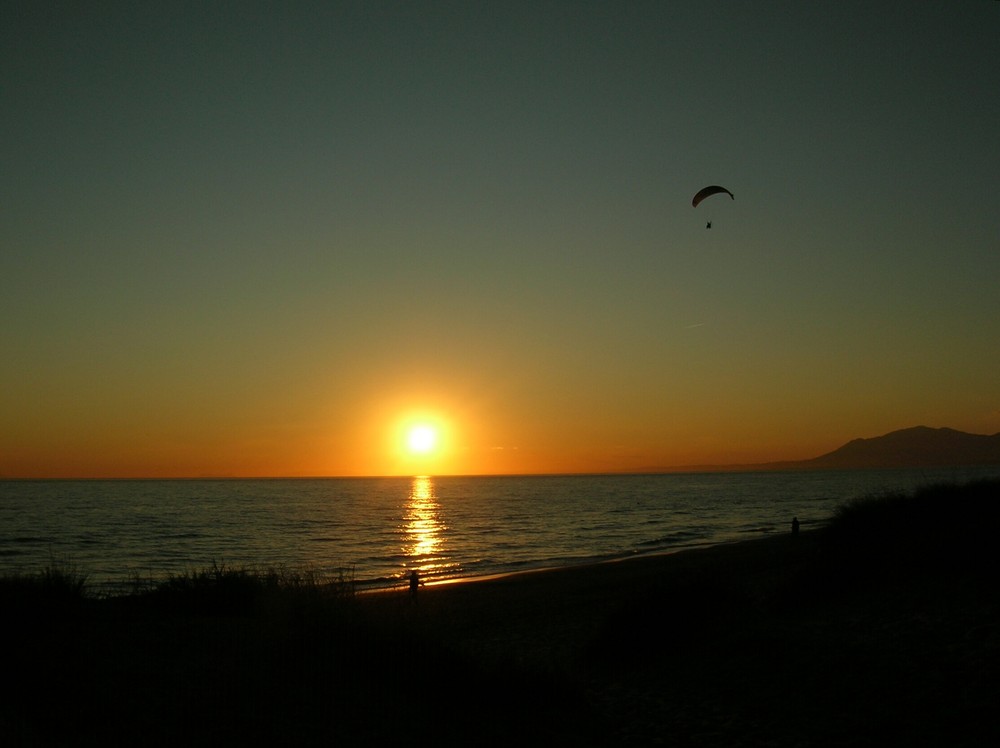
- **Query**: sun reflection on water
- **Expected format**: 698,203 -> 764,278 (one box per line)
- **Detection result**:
402,475 -> 446,575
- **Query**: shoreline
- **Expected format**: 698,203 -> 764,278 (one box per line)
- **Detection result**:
354,531 -> 818,632
354,538 -> 741,595
7,480 -> 999,745
357,534 -> 791,595
11,466 -> 1000,593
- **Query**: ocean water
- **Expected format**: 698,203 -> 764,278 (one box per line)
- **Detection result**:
3,466 -> 999,593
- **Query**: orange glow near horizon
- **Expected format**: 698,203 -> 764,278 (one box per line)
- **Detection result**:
3,388 -> 997,478
385,410 -> 453,476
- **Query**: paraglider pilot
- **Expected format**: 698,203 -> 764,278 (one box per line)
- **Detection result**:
692,186 -> 732,230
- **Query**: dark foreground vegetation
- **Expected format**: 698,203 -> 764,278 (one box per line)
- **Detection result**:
4,480 -> 999,746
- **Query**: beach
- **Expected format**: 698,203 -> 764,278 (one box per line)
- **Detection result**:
359,531 -> 997,746
5,480 -> 1000,746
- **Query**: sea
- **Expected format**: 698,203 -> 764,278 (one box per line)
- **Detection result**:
3,466 -> 999,595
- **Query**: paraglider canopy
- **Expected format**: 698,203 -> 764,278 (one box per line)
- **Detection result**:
692,185 -> 734,208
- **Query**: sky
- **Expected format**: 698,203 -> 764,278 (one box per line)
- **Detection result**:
2,1 -> 999,478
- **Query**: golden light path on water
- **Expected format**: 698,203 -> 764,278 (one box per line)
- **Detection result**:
402,476 -> 446,576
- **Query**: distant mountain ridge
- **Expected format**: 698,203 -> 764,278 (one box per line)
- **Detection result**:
661,426 -> 1000,473
790,426 -> 1000,470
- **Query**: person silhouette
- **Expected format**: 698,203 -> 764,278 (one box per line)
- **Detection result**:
408,570 -> 423,598
792,516 -> 800,536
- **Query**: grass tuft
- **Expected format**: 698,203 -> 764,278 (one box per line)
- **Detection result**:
0,560 -> 89,607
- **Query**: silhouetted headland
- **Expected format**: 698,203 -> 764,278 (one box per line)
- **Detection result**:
650,425 -> 1000,473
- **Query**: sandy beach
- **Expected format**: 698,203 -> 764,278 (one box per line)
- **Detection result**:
5,480 -> 1000,746
356,530 -> 997,746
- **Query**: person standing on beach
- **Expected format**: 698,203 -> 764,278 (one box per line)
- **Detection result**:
409,570 -> 423,598
792,517 -> 800,536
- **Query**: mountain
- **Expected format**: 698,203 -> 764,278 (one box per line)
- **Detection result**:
652,426 -> 1000,473
763,426 -> 1000,471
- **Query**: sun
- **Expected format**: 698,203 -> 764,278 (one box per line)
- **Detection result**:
406,424 -> 439,455
388,411 -> 451,472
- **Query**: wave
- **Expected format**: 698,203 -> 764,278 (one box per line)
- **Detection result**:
5,467 -> 1000,587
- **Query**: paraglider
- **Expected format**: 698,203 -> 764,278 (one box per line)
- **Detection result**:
692,185 -> 734,228
691,185 -> 734,208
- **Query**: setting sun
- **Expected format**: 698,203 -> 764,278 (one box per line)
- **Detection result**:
385,410 -> 453,474
406,424 -> 438,455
